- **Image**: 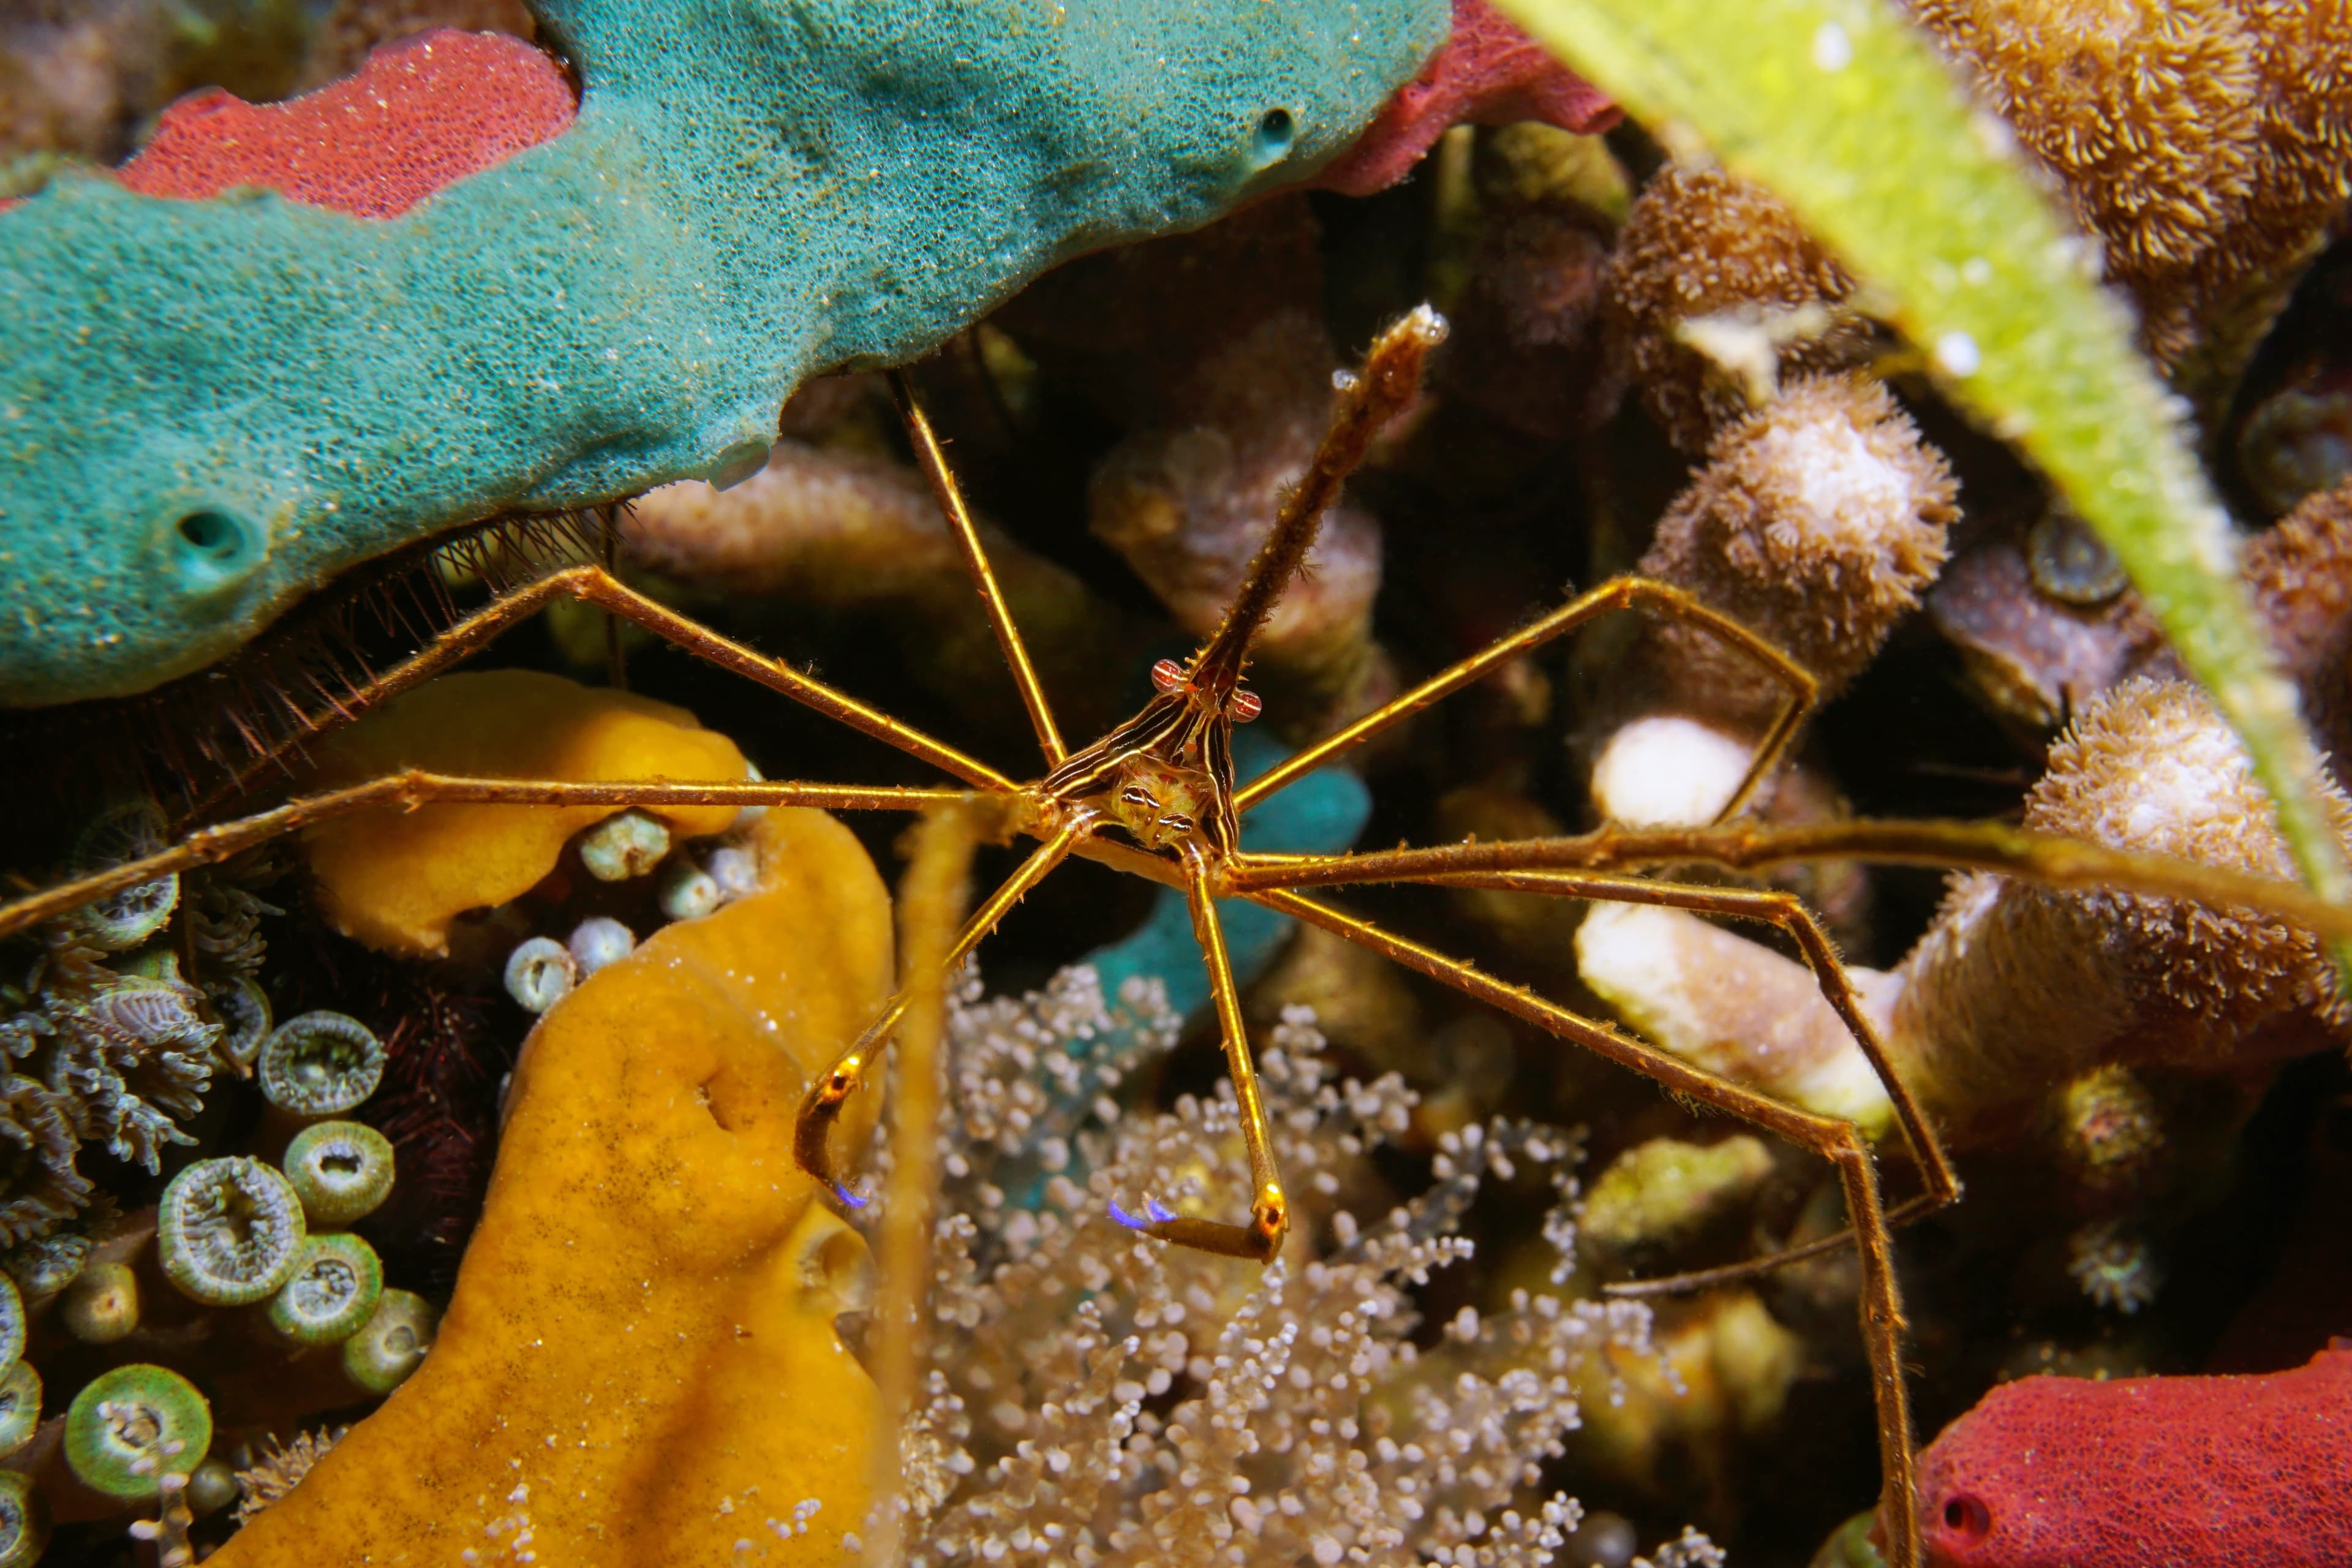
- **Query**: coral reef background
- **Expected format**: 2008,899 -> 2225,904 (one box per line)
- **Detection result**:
2,1 -> 2351,1566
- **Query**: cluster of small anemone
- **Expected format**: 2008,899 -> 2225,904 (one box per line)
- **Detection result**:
503,815 -> 767,1013
0,802 -> 437,1559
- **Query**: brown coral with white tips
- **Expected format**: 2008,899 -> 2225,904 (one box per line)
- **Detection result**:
1621,374 -> 1958,734
1088,307 -> 1385,701
2241,477 -> 2352,782
1580,679 -> 2352,1151
1891,677 -> 2352,1142
1604,165 -> 1874,452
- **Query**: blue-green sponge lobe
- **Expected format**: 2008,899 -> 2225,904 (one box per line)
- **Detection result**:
0,0 -> 1444,704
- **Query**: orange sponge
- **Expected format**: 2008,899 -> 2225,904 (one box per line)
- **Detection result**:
215,805 -> 891,1566
303,669 -> 750,956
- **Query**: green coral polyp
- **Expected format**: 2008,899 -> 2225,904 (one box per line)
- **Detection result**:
206,977 -> 273,1067
63,802 -> 178,951
282,1120 -> 397,1227
160,1156 -> 307,1306
0,0 -> 1448,706
64,1362 -> 213,1499
0,1469 -> 43,1568
59,1259 -> 139,1344
269,1234 -> 384,1346
341,1287 -> 437,1395
0,1359 -> 39,1454
257,1011 -> 385,1117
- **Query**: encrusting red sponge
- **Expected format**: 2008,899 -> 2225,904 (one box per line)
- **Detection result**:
1316,0 -> 1618,195
111,28 -> 576,220
1906,1343 -> 2352,1567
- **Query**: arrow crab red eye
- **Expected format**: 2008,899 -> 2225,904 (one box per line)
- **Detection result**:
1150,658 -> 1186,695
1229,689 -> 1262,722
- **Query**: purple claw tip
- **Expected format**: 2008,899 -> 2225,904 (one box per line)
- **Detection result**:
834,1183 -> 870,1210
1147,1197 -> 1177,1224
1109,1199 -> 1148,1230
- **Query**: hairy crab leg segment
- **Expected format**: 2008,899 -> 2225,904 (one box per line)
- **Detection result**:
0,775 -> 970,943
890,370 -> 1068,767
1304,864 -> 1964,1284
1186,306 -> 1450,703
1420,870 -> 1950,1198
1234,576 -> 1819,820
203,560 -> 1015,815
795,809 -> 1099,1205
1245,885 -> 1923,1568
1225,820 -> 2352,941
1123,848 -> 1291,1260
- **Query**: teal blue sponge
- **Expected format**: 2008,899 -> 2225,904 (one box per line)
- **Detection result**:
0,0 -> 1444,704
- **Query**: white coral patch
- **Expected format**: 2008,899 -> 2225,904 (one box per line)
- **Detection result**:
1591,716 -> 1756,827
1751,410 -> 1924,554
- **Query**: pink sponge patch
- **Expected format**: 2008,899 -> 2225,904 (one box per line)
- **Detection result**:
1316,0 -> 1618,197
111,28 -> 575,220
1909,1344 -> 2352,1568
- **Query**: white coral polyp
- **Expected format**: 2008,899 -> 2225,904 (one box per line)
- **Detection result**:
1590,715 -> 1757,827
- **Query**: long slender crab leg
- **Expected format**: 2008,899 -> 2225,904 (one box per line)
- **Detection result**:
1245,884 -> 1922,1568
1226,821 -> 2352,940
1251,859 -> 1971,1289
1186,306 -> 1450,703
1119,846 -> 1292,1261
1234,576 -> 1817,820
201,560 -> 1016,815
1245,863 -> 1960,1222
0,775 -> 970,944
795,809 -> 1098,1205
891,369 -> 1069,769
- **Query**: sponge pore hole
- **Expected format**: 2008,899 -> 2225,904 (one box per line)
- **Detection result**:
1942,1494 -> 1992,1537
1254,107 -> 1296,161
171,508 -> 264,588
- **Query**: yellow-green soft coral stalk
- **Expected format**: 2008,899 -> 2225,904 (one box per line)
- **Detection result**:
1497,0 -> 2352,970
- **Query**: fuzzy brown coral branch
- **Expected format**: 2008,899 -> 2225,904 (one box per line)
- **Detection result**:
1580,678 -> 2352,1153
995,196 -> 1393,729
1615,375 -> 1956,738
1910,0 -> 2352,377
1602,165 -> 1875,453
